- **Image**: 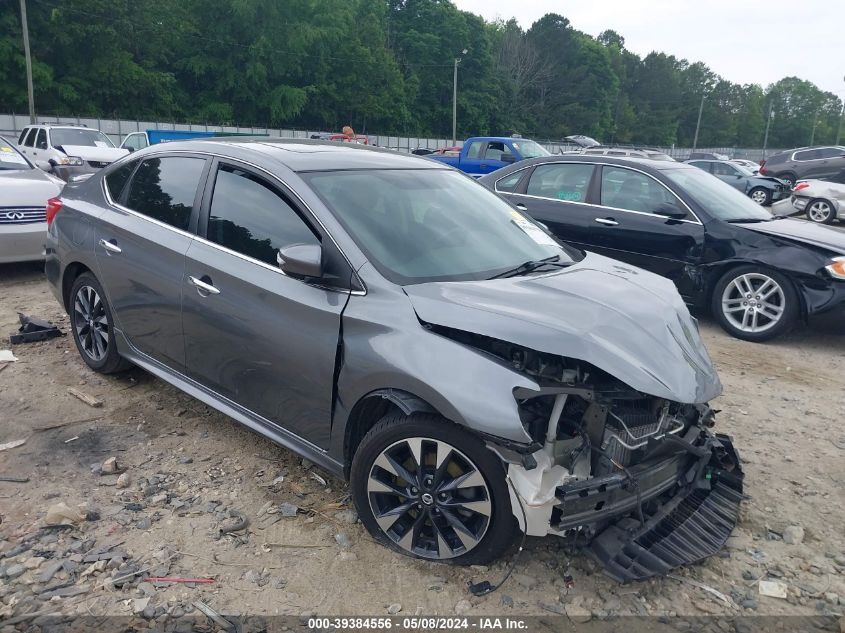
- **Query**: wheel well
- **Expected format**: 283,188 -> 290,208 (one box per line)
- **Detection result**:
61,262 -> 93,312
342,389 -> 438,478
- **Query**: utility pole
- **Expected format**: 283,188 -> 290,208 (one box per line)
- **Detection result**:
452,49 -> 467,146
691,93 -> 705,151
20,0 -> 36,123
762,102 -> 774,157
837,76 -> 844,146
809,111 -> 819,146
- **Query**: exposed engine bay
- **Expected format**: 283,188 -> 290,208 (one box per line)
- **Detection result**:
432,325 -> 745,582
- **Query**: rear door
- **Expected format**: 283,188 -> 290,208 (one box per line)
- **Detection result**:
95,154 -> 210,371
506,162 -> 597,249
182,160 -> 347,448
588,165 -> 705,299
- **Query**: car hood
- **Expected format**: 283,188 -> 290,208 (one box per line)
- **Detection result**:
403,252 -> 721,403
57,145 -> 129,162
0,169 -> 62,206
734,218 -> 845,254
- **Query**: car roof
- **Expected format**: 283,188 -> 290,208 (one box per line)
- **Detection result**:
517,153 -> 693,172
130,137 -> 445,172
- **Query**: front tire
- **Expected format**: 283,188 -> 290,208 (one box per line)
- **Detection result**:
69,272 -> 131,373
748,187 -> 771,205
776,172 -> 797,188
805,198 -> 835,224
711,266 -> 798,342
351,413 -> 516,565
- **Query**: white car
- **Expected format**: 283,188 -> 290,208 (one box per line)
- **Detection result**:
16,124 -> 128,181
791,174 -> 845,224
0,136 -> 63,263
730,159 -> 760,175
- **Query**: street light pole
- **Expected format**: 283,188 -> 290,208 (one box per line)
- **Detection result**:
691,92 -> 705,151
452,49 -> 467,146
19,0 -> 36,123
837,75 -> 844,146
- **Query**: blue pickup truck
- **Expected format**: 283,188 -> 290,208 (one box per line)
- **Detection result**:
427,136 -> 550,176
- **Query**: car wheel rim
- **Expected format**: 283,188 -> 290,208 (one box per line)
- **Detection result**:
750,190 -> 768,204
366,437 -> 491,560
73,285 -> 109,362
721,273 -> 785,334
808,202 -> 831,222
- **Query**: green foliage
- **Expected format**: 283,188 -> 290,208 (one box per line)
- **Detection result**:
0,0 -> 840,147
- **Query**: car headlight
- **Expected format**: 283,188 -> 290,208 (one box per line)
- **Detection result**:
825,256 -> 845,280
57,156 -> 84,166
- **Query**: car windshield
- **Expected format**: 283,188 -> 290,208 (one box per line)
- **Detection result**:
664,167 -> 772,222
50,128 -> 115,148
730,163 -> 755,176
303,169 -> 576,284
0,138 -> 32,170
512,140 -> 550,158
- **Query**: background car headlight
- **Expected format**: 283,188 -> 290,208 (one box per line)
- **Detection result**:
825,256 -> 845,279
57,156 -> 84,166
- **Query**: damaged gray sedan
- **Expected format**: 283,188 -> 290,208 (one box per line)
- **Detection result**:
45,139 -> 743,582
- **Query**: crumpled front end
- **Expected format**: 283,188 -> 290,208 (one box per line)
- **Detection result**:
504,378 -> 743,583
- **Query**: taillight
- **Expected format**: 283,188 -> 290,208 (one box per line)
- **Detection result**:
793,182 -> 809,192
759,166 -> 767,175
46,197 -> 62,226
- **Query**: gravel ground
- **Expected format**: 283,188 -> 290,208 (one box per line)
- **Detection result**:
1,262 -> 844,626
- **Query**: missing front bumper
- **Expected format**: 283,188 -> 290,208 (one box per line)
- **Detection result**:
507,432 -> 744,582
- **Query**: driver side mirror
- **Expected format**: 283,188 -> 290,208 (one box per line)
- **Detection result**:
277,243 -> 322,278
654,202 -> 687,220
500,153 -> 517,164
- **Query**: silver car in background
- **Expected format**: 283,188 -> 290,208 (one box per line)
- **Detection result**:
791,172 -> 845,224
0,136 -> 63,263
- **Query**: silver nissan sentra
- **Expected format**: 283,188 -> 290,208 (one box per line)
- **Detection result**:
45,139 -> 742,581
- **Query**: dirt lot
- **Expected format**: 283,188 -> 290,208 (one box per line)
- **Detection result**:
1,261 -> 844,625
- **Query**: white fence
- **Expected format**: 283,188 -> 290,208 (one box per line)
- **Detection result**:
0,113 -> 779,160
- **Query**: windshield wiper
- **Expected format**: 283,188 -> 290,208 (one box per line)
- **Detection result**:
725,218 -> 771,223
487,255 -> 568,279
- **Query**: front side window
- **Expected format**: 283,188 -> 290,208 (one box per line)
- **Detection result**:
817,147 -> 845,159
122,133 -> 148,151
207,165 -> 319,266
35,129 -> 48,150
484,141 -> 511,161
49,128 -> 115,148
303,169 -> 576,284
712,162 -> 740,176
600,166 -> 685,215
526,163 -> 593,202
465,142 -> 482,159
124,157 -> 205,230
22,128 -> 36,147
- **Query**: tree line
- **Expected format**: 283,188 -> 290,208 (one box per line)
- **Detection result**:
0,0 -> 841,148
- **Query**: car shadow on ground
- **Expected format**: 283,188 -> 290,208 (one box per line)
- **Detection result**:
0,261 -> 45,283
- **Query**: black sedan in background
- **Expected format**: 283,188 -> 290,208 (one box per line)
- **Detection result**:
686,159 -> 789,205
479,156 -> 845,342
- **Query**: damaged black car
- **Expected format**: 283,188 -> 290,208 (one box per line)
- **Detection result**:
45,139 -> 742,581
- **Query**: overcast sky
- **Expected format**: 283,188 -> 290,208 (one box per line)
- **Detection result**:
452,0 -> 844,97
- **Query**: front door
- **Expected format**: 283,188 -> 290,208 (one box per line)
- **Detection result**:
182,161 -> 346,448
95,154 -> 209,371
710,161 -> 746,191
588,165 -> 705,299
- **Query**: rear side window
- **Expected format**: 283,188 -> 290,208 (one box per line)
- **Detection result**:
817,147 -> 844,159
206,164 -> 318,266
712,162 -> 739,176
526,163 -> 593,202
104,160 -> 138,202
496,171 -> 524,193
124,157 -> 205,231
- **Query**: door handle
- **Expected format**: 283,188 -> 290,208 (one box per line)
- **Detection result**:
515,203 -> 528,211
594,217 -> 619,226
98,238 -> 122,254
188,276 -> 220,295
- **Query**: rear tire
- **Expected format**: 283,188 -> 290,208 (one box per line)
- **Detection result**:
805,198 -> 835,224
776,172 -> 797,188
351,413 -> 516,565
711,266 -> 798,342
69,272 -> 132,373
748,187 -> 771,206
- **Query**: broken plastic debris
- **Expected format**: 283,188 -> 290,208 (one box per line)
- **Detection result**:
0,438 -> 27,452
279,502 -> 298,517
10,313 -> 63,344
758,579 -> 788,599
44,502 -> 87,527
0,350 -> 19,362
